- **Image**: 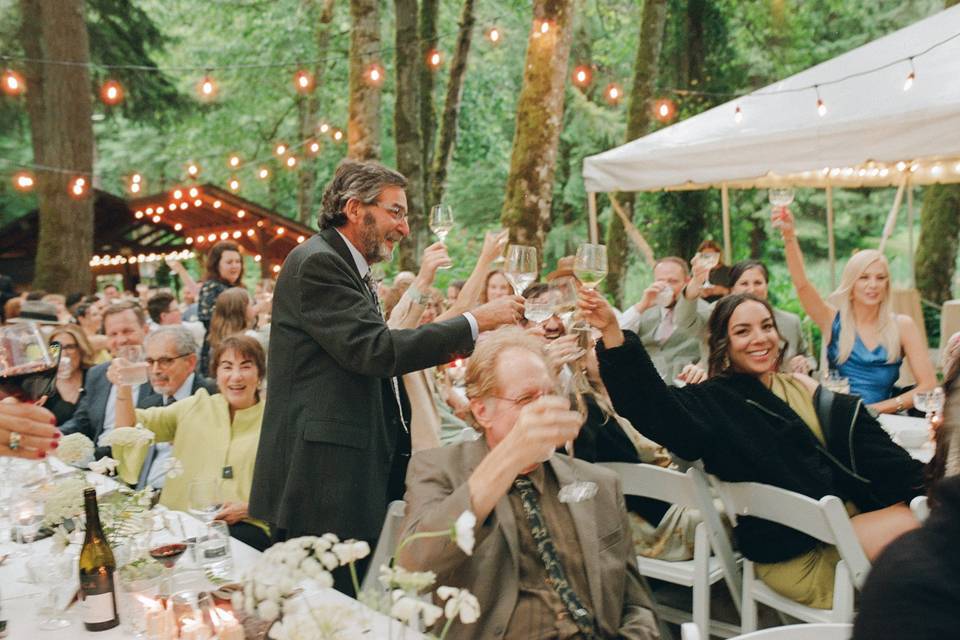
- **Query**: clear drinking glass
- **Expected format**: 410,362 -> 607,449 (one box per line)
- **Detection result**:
29,553 -> 74,630
769,188 -> 795,229
0,323 -> 61,401
654,285 -> 674,308
187,479 -> 223,523
429,205 -> 455,270
523,298 -> 553,324
505,245 -> 538,296
197,520 -> 233,580
548,280 -> 579,330
116,345 -> 149,386
557,365 -> 597,504
573,244 -> 608,290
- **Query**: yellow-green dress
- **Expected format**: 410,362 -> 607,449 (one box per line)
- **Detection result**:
112,388 -> 268,535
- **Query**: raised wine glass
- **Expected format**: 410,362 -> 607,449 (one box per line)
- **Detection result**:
523,297 -> 553,325
557,359 -> 598,504
187,479 -> 223,524
429,204 -> 455,270
0,324 -> 61,402
548,279 -> 579,331
573,243 -> 608,290
505,245 -> 538,296
769,187 -> 795,229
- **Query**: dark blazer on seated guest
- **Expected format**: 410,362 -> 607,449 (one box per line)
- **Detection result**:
397,437 -> 660,640
853,475 -> 960,639
60,361 -> 216,458
597,331 -> 925,564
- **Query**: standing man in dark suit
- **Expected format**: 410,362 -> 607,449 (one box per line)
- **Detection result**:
249,160 -> 523,593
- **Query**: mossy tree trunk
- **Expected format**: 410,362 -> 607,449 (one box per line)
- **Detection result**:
428,0 -> 476,209
20,0 -> 95,293
915,184 -> 960,303
418,0 -> 439,196
605,0 -> 668,307
347,0 -> 380,160
500,0 -> 575,267
298,0 -> 336,227
394,0 -> 424,270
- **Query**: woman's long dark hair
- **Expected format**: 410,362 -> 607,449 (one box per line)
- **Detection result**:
707,293 -> 787,377
728,260 -> 770,289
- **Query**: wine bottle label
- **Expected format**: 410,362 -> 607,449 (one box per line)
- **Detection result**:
80,573 -> 118,625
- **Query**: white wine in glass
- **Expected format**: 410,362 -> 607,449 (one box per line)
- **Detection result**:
430,204 -> 455,270
505,245 -> 538,296
574,243 -> 608,289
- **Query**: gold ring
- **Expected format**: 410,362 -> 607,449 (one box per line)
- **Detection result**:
8,431 -> 21,450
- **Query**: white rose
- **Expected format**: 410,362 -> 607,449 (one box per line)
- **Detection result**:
352,540 -> 370,560
258,599 -> 280,621
454,510 -> 477,556
320,551 -> 339,570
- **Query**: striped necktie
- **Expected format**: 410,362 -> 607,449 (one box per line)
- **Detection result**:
362,271 -> 407,433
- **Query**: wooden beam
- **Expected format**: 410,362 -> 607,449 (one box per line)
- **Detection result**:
587,192 -> 598,244
826,183 -> 836,290
721,183 -> 732,264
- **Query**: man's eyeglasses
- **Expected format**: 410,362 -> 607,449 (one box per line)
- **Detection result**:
372,201 -> 408,223
145,353 -> 193,368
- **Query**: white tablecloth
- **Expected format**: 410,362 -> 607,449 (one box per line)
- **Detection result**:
877,414 -> 935,463
0,462 -> 420,639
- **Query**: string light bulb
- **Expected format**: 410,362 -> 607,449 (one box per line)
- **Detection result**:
228,154 -> 241,168
188,187 -> 199,198
533,19 -> 552,36
197,73 -> 217,101
2,69 -> 25,96
604,83 -> 623,105
228,177 -> 240,191
285,156 -> 298,169
99,79 -> 124,105
332,128 -> 344,142
307,139 -> 321,155
365,63 -> 384,86
426,49 -> 443,69
734,105 -> 743,124
127,173 -> 142,194
652,97 -> 676,123
903,58 -> 916,92
274,142 -> 288,156
258,166 -> 270,180
572,65 -> 592,88
69,176 -> 89,199
815,85 -> 827,117
293,69 -> 314,94
486,27 -> 502,43
186,162 -> 200,178
237,209 -> 246,218
318,122 -> 330,134
12,170 -> 35,192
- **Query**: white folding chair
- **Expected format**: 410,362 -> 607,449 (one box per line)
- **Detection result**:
715,481 -> 869,632
681,622 -> 703,640
910,494 -> 929,522
359,500 -> 407,594
732,623 -> 852,639
601,463 -> 742,638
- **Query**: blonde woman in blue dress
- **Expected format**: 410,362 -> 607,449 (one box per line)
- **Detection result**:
778,207 -> 936,414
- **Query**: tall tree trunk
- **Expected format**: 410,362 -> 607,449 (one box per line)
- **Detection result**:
428,0 -> 476,208
298,0 -> 336,226
500,0 -> 575,266
605,0 -> 668,306
418,0 -> 439,200
20,0 -> 95,294
347,0 -> 381,160
915,184 -> 960,304
394,0 -> 423,271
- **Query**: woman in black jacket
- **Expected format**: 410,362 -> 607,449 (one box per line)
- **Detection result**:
579,289 -> 923,609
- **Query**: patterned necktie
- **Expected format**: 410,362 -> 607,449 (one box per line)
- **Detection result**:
362,271 -> 407,433
654,307 -> 675,344
513,475 -> 600,639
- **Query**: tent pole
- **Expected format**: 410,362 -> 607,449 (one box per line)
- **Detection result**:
587,191 -> 599,244
878,177 -> 907,254
826,183 -> 836,290
907,177 -> 915,287
721,183 -> 732,264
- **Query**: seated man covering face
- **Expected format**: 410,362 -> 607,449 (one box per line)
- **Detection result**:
397,327 -> 659,640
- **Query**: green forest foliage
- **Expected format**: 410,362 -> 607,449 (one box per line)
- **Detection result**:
0,0 -> 950,313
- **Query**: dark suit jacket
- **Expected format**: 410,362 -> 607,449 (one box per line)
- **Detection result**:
249,227 -> 474,541
60,363 -> 216,457
397,438 -> 660,640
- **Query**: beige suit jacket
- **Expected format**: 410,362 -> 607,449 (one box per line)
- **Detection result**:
397,438 -> 660,640
619,293 -> 705,381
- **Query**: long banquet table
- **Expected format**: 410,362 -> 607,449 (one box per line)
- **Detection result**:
0,459 -> 421,639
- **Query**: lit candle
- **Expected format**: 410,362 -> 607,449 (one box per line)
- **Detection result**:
214,608 -> 244,640
139,596 -> 172,640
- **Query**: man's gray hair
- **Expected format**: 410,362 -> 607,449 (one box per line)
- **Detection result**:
317,160 -> 407,229
145,325 -> 198,357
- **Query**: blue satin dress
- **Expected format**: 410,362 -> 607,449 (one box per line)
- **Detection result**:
826,314 -> 902,404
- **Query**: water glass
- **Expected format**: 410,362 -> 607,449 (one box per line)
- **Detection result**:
187,479 -> 223,523
505,245 -> 538,296
28,553 -> 74,630
823,371 -> 850,394
654,286 -> 674,308
197,520 -> 233,579
117,345 -> 149,386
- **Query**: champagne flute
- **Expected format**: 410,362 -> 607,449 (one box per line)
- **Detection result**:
769,187 -> 795,229
573,243 -> 608,290
429,205 -> 455,270
557,361 -> 598,504
505,245 -> 538,296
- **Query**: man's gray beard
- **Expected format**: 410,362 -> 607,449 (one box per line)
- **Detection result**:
359,212 -> 391,264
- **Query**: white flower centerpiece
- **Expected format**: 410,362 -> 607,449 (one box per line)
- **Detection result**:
235,511 -> 481,640
54,432 -> 95,468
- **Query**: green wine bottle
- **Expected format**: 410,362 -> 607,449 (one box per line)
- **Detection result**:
79,487 -> 120,631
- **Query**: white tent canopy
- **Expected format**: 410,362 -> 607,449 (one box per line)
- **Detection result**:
582,5 -> 960,193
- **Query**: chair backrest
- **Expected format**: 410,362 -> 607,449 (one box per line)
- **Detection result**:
601,462 -> 742,611
360,499 -> 407,594
910,494 -> 930,522
680,622 -> 703,640
716,481 -> 870,588
732,623 -> 852,639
